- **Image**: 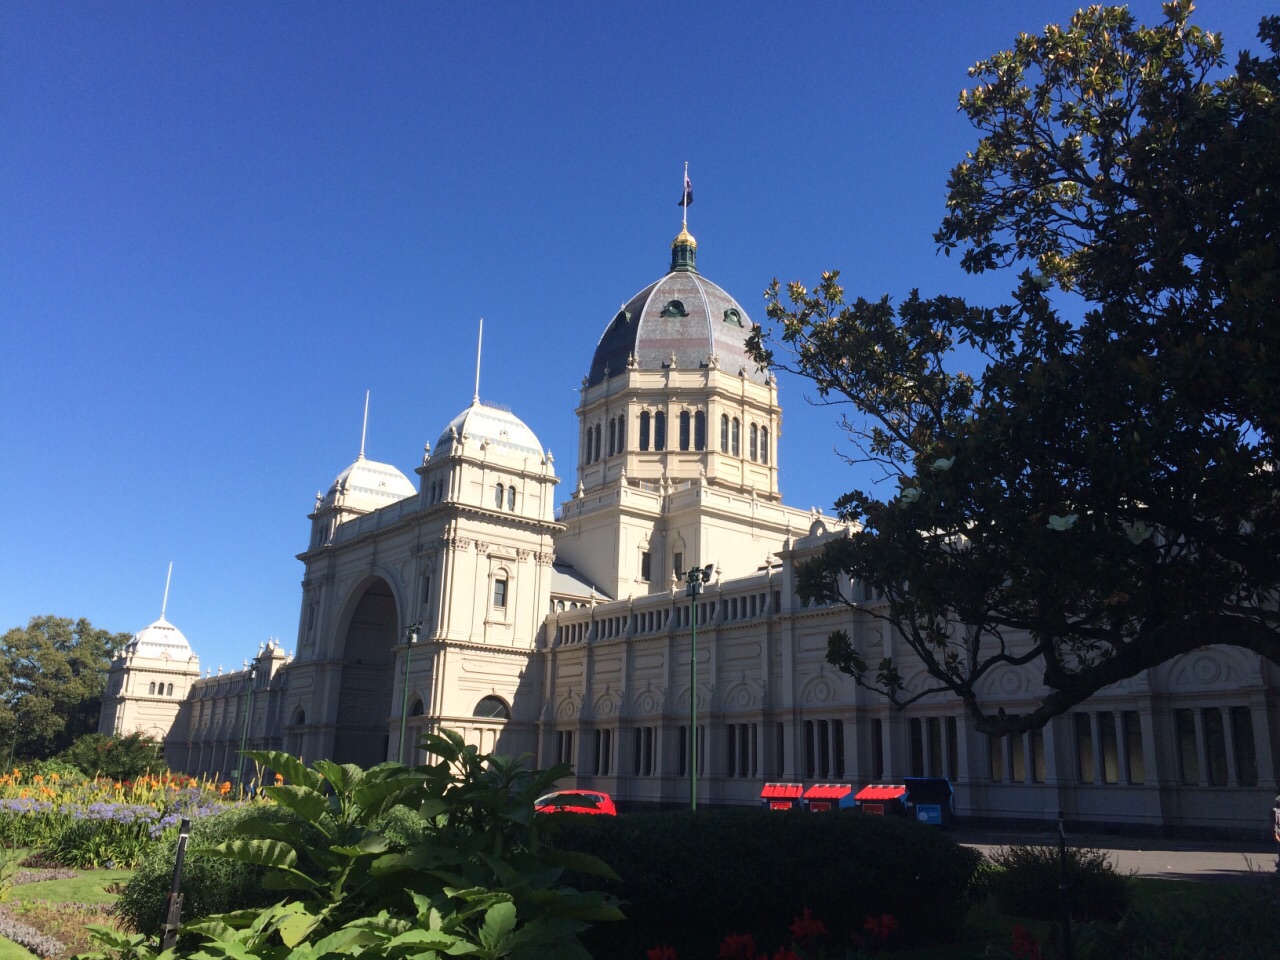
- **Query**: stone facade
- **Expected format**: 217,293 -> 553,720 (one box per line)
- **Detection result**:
105,227 -> 1280,836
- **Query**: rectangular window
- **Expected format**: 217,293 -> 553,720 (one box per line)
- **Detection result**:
556,730 -> 575,770
1009,731 -> 1026,783
1123,711 -> 1145,784
1230,706 -> 1258,787
818,720 -> 831,779
593,729 -> 611,776
1099,712 -> 1119,784
804,721 -> 816,779
1075,713 -> 1095,783
775,722 -> 785,777
640,552 -> 651,582
928,717 -> 943,778
673,553 -> 684,579
1175,708 -> 1199,785
832,720 -> 844,780
946,716 -> 959,781
871,719 -> 884,780
773,590 -> 781,614
633,727 -> 654,776
679,411 -> 691,450
493,578 -> 508,608
726,726 -> 737,778
1203,707 -> 1228,786
677,725 -> 687,777
988,733 -> 1004,782
909,718 -> 925,777
1030,726 -> 1045,783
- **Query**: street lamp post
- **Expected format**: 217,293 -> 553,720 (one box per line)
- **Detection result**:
399,623 -> 421,765
685,562 -> 715,812
236,662 -> 258,796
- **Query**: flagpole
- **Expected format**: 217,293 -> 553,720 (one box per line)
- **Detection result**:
682,161 -> 689,229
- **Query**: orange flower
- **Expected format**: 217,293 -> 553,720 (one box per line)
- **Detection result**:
274,773 -> 285,785
50,773 -> 60,782
219,781 -> 232,795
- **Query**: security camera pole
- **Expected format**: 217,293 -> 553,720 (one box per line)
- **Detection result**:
685,562 -> 715,811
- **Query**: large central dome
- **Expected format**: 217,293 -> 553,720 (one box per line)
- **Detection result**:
587,229 -> 764,387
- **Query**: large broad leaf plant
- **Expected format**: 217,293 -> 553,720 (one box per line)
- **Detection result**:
79,730 -> 621,959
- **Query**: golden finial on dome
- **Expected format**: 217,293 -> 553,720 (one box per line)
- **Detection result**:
672,225 -> 698,249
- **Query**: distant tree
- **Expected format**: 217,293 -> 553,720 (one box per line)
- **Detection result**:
750,4 -> 1280,735
0,616 -> 131,760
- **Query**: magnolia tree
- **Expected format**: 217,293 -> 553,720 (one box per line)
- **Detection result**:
749,3 -> 1280,735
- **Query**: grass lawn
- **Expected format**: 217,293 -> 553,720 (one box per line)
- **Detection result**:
1,867 -> 136,960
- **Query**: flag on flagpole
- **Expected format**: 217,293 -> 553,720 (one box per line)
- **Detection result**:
677,172 -> 693,208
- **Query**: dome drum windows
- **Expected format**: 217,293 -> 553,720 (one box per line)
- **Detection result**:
640,412 -> 651,451
493,482 -> 518,511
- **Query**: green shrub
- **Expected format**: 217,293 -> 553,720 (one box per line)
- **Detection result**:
552,808 -> 982,958
986,843 -> 1130,922
114,804 -> 314,936
57,733 -> 167,782
99,733 -> 622,960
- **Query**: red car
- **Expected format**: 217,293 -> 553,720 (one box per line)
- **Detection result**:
534,789 -> 617,816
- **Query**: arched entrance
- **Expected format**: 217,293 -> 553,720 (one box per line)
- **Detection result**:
333,577 -> 399,767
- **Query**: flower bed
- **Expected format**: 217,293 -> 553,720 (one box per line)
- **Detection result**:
0,769 -> 239,868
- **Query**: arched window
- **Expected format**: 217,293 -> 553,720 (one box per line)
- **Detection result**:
720,414 -> 729,452
761,427 -> 770,464
167,683 -> 174,696
149,682 -> 156,695
617,415 -> 626,452
608,419 -> 617,457
594,424 -> 602,462
654,411 -> 666,451
750,423 -> 759,461
411,698 -> 425,717
731,418 -> 741,456
584,428 -> 593,463
495,483 -> 505,508
473,695 -> 511,720
694,410 -> 706,450
640,411 -> 651,451
293,708 -> 306,726
507,485 -> 516,511
679,411 -> 691,450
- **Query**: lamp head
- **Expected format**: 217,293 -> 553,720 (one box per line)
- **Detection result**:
701,563 -> 715,582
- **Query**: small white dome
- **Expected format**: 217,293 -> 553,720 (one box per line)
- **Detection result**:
126,615 -> 194,659
321,455 -> 416,511
435,400 -> 544,459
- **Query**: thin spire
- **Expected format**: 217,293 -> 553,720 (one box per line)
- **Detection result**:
679,161 -> 692,228
359,390 -> 370,459
473,318 -> 484,404
160,561 -> 173,619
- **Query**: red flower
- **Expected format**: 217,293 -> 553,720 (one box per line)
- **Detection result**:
789,907 -> 828,941
863,913 -> 898,940
646,948 -> 677,960
1011,925 -> 1043,960
717,933 -> 756,960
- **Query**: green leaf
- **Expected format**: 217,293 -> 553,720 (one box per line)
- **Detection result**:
245,750 -> 321,791
478,900 -> 517,949
276,907 -> 322,948
351,772 -> 427,816
262,784 -> 332,824
199,838 -> 299,870
539,848 -> 621,881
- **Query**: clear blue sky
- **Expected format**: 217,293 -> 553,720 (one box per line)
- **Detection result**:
2,1 -> 1269,671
